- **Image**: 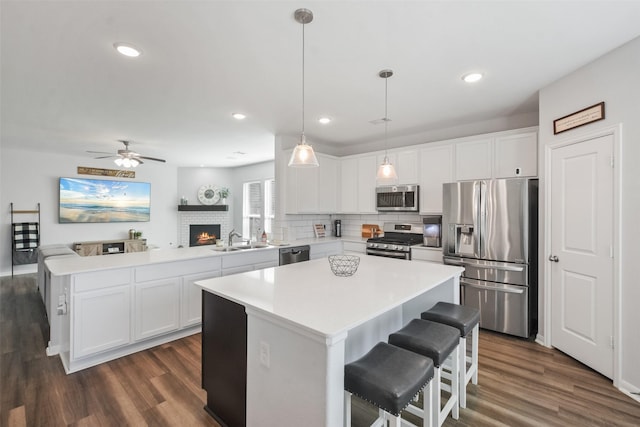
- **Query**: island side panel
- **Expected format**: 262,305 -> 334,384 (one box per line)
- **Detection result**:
401,275 -> 460,324
246,309 -> 347,427
202,291 -> 247,427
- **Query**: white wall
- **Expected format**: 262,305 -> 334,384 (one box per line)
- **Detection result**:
1,147 -> 178,276
539,36 -> 640,393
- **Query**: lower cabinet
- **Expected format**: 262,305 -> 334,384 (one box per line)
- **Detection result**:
310,241 -> 342,259
134,278 -> 181,340
182,271 -> 221,327
73,284 -> 131,358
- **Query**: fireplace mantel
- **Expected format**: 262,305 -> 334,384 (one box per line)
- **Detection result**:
178,205 -> 229,211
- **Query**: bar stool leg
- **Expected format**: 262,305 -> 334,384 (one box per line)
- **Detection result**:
458,334 -> 467,408
471,323 -> 479,385
344,391 -> 352,427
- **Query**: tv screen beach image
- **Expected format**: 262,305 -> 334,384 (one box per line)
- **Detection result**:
59,177 -> 151,223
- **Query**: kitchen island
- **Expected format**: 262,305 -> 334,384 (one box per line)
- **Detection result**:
196,255 -> 464,427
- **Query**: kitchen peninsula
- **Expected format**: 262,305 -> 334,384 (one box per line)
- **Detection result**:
196,256 -> 464,427
42,239 -> 342,374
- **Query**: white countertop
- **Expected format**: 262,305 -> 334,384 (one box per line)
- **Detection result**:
44,237 -> 343,276
195,256 -> 464,339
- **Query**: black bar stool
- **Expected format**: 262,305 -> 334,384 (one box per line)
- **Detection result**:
421,302 -> 480,408
388,319 -> 460,427
344,342 -> 435,427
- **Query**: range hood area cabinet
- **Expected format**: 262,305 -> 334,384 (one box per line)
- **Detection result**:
280,127 -> 537,216
284,151 -> 339,214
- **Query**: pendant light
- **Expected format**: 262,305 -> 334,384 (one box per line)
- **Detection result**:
288,8 -> 319,168
376,69 -> 398,182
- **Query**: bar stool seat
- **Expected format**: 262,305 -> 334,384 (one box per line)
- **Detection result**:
389,319 -> 460,427
421,302 -> 480,409
344,342 -> 435,427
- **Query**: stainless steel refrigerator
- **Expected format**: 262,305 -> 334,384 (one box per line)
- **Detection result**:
443,178 -> 538,338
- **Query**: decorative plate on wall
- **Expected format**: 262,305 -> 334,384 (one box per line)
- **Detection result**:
197,184 -> 220,205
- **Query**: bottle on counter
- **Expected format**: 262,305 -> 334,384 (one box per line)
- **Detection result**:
261,230 -> 267,243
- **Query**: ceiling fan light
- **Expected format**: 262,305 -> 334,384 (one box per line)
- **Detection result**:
114,158 -> 123,166
130,158 -> 139,167
122,158 -> 132,168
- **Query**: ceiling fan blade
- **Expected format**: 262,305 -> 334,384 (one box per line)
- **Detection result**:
87,150 -> 113,155
138,156 -> 166,163
94,155 -> 117,159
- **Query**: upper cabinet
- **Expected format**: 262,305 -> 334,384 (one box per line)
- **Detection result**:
419,144 -> 454,214
493,131 -> 538,178
454,129 -> 538,181
455,138 -> 493,180
284,152 -> 338,214
339,155 -> 377,214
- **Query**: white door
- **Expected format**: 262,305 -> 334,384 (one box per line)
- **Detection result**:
550,134 -> 613,378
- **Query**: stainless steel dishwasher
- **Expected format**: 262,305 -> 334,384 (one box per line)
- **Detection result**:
279,245 -> 310,265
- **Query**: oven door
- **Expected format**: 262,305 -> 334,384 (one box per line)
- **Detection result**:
366,248 -> 410,260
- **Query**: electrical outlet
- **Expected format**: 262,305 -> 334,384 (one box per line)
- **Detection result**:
260,341 -> 270,368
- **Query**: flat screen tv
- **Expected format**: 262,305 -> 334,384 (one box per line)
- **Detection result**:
59,177 -> 151,223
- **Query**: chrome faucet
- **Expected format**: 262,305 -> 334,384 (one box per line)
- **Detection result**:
228,229 -> 242,247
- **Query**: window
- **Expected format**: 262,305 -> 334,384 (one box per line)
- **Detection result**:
242,179 -> 275,239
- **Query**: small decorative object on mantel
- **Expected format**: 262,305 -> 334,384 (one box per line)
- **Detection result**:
218,187 -> 230,205
77,166 -> 135,178
553,102 -> 605,135
198,184 -> 219,205
314,224 -> 326,238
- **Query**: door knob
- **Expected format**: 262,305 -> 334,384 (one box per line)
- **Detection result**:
548,255 -> 559,262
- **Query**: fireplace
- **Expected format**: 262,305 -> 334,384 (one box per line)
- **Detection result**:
190,224 -> 221,247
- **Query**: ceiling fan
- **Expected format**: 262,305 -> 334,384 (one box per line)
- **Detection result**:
88,140 -> 166,168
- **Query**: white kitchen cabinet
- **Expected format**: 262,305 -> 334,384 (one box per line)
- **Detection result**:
182,271 -> 220,327
343,240 -> 366,254
494,131 -> 538,178
411,247 -> 443,264
340,157 -> 359,213
310,241 -> 342,259
455,138 -> 493,181
454,130 -> 538,181
221,249 -> 278,276
134,278 -> 181,341
419,144 -> 454,214
317,155 -> 338,213
357,155 -> 378,213
285,152 -> 338,214
73,284 -> 131,358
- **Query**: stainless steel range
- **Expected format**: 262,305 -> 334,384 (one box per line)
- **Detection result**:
366,222 -> 423,260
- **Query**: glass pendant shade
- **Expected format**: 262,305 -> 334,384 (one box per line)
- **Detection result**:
288,135 -> 319,167
114,156 -> 139,168
376,155 -> 398,181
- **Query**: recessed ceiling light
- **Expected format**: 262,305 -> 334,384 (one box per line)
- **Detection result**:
232,113 -> 246,120
318,116 -> 332,124
113,42 -> 142,57
462,72 -> 483,83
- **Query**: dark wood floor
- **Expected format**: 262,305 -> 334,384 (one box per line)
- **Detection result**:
1,274 -> 639,427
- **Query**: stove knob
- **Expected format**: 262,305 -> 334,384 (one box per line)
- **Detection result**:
383,244 -> 388,249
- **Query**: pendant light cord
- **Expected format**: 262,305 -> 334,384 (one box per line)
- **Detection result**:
384,74 -> 388,157
301,19 -> 306,139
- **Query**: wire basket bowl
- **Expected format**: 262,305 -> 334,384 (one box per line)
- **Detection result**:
328,255 -> 360,277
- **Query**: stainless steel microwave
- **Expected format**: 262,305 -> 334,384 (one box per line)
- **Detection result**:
376,184 -> 419,212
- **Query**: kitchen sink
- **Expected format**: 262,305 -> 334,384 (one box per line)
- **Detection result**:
212,243 -> 270,252
212,247 -> 243,252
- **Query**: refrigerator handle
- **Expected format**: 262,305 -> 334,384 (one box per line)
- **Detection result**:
474,181 -> 483,257
461,279 -> 526,294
